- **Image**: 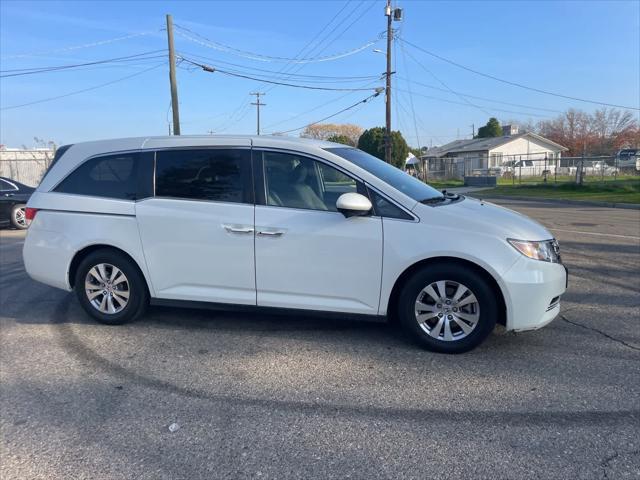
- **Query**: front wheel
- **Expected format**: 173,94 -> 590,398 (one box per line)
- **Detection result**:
11,204 -> 27,229
397,264 -> 497,353
75,249 -> 148,325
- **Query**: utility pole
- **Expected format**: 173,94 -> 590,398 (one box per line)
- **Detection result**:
166,14 -> 181,135
250,92 -> 266,135
384,0 -> 393,164
471,123 -> 475,138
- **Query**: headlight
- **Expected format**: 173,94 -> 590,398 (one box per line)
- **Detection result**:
508,238 -> 561,263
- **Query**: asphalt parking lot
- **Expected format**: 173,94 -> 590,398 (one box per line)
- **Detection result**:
1,198 -> 639,480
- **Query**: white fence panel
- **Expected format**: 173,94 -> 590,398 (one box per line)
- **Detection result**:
0,150 -> 53,187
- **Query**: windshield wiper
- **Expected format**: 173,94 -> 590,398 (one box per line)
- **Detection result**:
420,196 -> 447,204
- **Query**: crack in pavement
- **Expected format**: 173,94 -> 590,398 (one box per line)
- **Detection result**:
601,449 -> 640,480
601,451 -> 618,480
561,315 -> 640,352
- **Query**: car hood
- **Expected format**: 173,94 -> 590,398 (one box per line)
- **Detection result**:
413,196 -> 553,241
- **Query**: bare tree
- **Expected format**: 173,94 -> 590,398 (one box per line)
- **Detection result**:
536,108 -> 638,156
301,123 -> 364,146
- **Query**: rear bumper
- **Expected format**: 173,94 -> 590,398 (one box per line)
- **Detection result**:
23,225 -> 73,291
501,257 -> 567,332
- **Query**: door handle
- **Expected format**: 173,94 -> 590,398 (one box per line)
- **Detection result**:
222,224 -> 254,234
257,230 -> 284,237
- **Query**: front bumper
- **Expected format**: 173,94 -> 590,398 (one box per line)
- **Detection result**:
500,257 -> 568,332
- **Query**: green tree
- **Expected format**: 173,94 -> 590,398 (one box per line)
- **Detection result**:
357,127 -> 409,168
476,117 -> 503,138
327,134 -> 355,146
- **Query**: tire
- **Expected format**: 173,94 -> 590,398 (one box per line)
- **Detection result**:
397,264 -> 497,354
75,249 -> 148,325
10,204 -> 27,230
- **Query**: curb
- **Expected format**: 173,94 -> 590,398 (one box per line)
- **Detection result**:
471,195 -> 640,210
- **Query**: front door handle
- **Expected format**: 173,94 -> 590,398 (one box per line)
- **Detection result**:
256,230 -> 284,237
222,224 -> 254,234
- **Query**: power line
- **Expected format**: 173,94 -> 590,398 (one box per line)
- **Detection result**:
0,31 -> 158,60
400,38 -> 640,111
401,42 -> 491,117
263,80 -> 381,130
176,56 -> 380,84
394,86 -> 550,118
263,1 -> 374,96
213,1 -> 377,132
265,0 -> 352,83
173,23 -> 381,64
396,76 -> 563,113
0,62 -> 165,111
214,101 -> 253,133
178,56 -> 381,91
398,33 -> 423,151
177,51 -> 379,81
273,91 -> 383,135
293,1 -> 370,65
0,50 -> 167,78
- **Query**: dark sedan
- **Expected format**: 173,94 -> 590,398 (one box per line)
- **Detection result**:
0,177 -> 35,229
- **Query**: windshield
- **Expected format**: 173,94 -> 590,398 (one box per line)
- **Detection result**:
325,147 -> 443,202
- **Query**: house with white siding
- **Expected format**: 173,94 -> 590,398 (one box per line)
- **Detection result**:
421,126 -> 567,178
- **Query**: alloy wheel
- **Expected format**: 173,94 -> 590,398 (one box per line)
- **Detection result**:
14,207 -> 26,228
85,263 -> 130,314
414,280 -> 480,341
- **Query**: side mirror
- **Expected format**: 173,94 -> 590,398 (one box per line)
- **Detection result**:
336,192 -> 372,218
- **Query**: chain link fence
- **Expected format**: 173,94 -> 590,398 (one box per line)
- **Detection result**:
0,150 -> 54,187
423,152 -> 640,186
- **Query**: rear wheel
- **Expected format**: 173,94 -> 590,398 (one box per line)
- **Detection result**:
10,204 -> 27,229
398,264 -> 497,353
75,249 -> 148,325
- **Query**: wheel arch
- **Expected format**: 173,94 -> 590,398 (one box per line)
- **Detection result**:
68,244 -> 151,297
386,256 -> 507,327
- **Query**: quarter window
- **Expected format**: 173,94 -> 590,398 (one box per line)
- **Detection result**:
54,152 -> 153,200
0,179 -> 18,192
368,189 -> 413,220
155,149 -> 252,203
261,151 -> 362,212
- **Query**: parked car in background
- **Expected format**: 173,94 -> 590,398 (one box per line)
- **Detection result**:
586,161 -> 619,176
23,136 -> 567,353
616,148 -> 639,170
566,161 -> 620,177
499,159 -> 556,177
0,177 -> 35,229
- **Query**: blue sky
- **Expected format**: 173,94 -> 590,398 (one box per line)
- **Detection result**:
1,0 -> 638,148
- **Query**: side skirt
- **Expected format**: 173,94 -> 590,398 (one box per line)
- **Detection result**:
149,298 -> 388,323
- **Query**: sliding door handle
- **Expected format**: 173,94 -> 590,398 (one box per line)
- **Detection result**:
257,230 -> 284,237
222,224 -> 254,234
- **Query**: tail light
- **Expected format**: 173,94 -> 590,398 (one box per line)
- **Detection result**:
25,207 -> 38,226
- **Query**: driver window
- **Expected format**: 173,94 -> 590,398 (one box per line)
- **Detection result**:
262,151 -> 360,212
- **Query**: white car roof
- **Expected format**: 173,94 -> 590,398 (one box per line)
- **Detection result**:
66,135 -> 340,151
38,135 -> 348,192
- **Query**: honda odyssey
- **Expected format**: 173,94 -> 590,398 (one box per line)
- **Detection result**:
23,136 -> 567,353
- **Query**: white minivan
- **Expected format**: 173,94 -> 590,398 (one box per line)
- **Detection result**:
23,136 -> 567,353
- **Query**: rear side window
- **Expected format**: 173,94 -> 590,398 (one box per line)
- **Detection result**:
155,149 -> 252,203
0,179 -> 18,192
54,151 -> 153,200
